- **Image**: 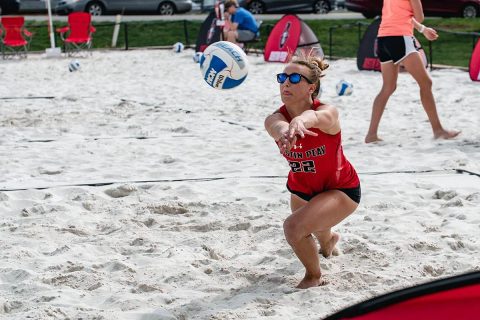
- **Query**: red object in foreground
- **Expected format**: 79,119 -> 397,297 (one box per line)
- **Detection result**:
324,271 -> 480,320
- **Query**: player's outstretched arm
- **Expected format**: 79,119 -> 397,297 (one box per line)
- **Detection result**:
289,106 -> 338,138
265,113 -> 289,141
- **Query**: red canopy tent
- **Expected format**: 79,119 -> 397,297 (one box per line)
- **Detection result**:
469,38 -> 480,81
324,271 -> 480,320
264,14 -> 323,63
357,18 -> 427,72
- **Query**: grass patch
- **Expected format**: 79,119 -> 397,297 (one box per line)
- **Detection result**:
24,17 -> 480,67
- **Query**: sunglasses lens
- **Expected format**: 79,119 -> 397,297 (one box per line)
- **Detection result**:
290,73 -> 302,84
277,73 -> 288,84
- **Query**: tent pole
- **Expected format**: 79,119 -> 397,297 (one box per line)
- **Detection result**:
45,0 -> 61,57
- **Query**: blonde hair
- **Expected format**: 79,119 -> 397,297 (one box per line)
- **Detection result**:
290,50 -> 329,99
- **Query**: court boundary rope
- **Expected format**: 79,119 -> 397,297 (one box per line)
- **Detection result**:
0,169 -> 478,192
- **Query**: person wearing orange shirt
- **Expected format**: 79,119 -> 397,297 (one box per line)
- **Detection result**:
364,0 -> 460,143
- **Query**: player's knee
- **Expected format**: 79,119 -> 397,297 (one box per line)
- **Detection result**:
381,84 -> 396,96
418,77 -> 432,90
283,217 -> 302,245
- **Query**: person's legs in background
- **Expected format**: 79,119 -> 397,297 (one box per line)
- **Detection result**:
365,62 -> 400,143
402,53 -> 460,140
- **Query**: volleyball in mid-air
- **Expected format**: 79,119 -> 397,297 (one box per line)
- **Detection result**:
336,80 -> 353,96
199,41 -> 249,90
193,52 -> 203,63
68,60 -> 81,72
173,42 -> 184,53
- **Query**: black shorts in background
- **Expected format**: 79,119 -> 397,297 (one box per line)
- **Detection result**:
377,36 -> 420,64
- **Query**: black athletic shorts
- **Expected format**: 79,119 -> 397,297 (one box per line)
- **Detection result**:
377,36 -> 420,64
287,184 -> 361,204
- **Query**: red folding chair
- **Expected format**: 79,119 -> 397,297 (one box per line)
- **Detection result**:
56,12 -> 96,56
0,16 -> 33,59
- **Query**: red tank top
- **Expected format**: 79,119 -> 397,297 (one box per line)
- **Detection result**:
278,100 -> 360,195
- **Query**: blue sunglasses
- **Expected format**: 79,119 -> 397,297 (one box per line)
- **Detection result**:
276,72 -> 313,84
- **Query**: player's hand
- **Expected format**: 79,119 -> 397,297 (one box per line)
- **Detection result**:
276,132 -> 297,153
288,117 -> 318,139
423,27 -> 438,41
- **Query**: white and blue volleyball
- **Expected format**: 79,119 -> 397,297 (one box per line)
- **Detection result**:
200,41 -> 249,90
336,80 -> 353,96
173,42 -> 184,53
193,51 -> 203,63
68,60 -> 81,72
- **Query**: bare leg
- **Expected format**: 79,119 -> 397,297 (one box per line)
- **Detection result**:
365,62 -> 400,143
314,230 -> 340,258
291,196 -> 340,258
285,191 -> 358,289
226,30 -> 238,45
401,53 -> 460,140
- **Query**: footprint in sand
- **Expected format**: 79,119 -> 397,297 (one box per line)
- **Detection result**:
441,199 -> 463,208
147,203 -> 187,215
466,193 -> 479,201
1,269 -> 32,283
255,256 -> 276,266
82,201 -> 94,211
227,222 -> 251,231
134,283 -> 163,293
104,184 -> 137,198
411,241 -> 440,251
433,190 -> 458,200
130,238 -> 145,246
143,218 -> 156,228
0,192 -> 9,201
20,205 -> 47,217
202,245 -> 224,260
162,155 -> 176,164
190,222 -> 223,232
1,300 -> 23,313
43,245 -> 70,256
423,265 -> 445,277
39,167 -> 63,175
101,261 -> 135,273
447,240 -> 465,251
59,226 -> 89,236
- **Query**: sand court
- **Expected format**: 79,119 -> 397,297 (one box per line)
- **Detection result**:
0,50 -> 479,319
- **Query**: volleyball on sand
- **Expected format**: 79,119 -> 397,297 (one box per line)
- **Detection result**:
173,42 -> 184,53
68,60 -> 81,72
336,80 -> 353,96
193,52 -> 203,63
199,41 -> 249,90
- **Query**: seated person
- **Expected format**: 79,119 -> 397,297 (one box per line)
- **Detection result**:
223,0 -> 259,47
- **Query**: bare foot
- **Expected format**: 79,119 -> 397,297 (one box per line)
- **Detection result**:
320,232 -> 340,258
365,134 -> 383,144
434,129 -> 461,140
296,275 -> 327,289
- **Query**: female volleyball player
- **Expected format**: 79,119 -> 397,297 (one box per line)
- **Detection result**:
365,0 -> 460,143
264,54 -> 360,289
